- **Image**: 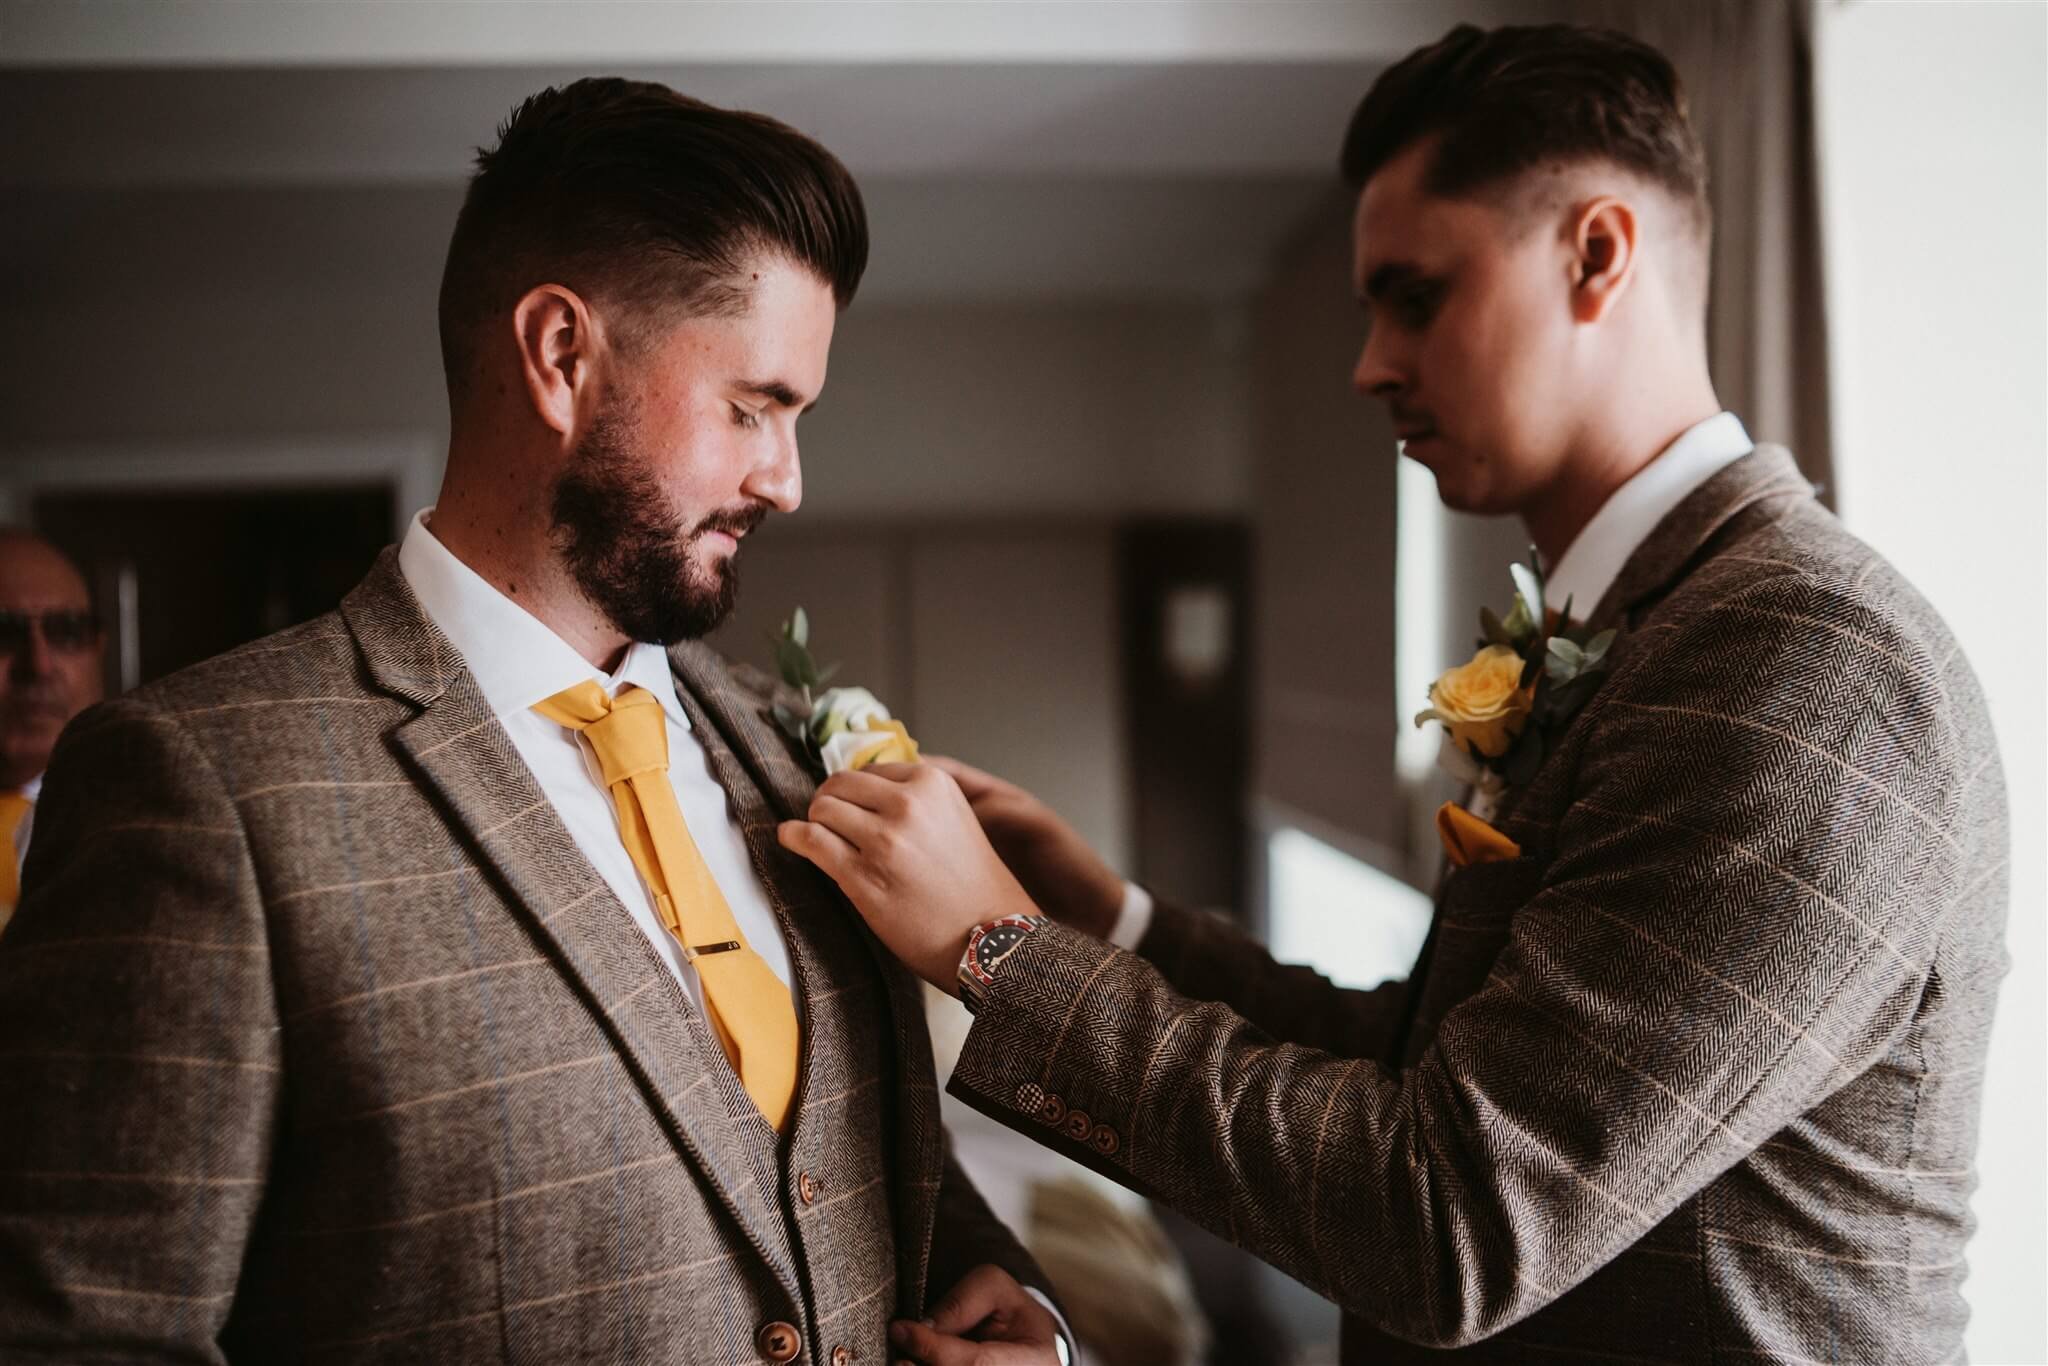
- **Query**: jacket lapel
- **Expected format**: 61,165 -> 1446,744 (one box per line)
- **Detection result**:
1487,446 -> 1817,835
336,552 -> 802,1296
1584,444 -> 1817,636
669,641 -> 948,1310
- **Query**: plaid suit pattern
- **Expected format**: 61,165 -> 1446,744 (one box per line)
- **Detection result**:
948,447 -> 2007,1362
0,552 -> 1039,1363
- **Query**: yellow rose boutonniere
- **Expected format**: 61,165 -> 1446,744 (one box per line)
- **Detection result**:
767,608 -> 924,776
1416,550 -> 1618,793
1417,644 -> 1535,760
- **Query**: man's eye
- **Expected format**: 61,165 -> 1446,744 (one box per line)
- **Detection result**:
731,405 -> 762,430
1394,284 -> 1442,328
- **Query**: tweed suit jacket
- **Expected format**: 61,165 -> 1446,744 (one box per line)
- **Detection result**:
948,447 -> 2008,1362
0,550 -> 1040,1363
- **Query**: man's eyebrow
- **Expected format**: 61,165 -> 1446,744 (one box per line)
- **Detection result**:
737,379 -> 816,413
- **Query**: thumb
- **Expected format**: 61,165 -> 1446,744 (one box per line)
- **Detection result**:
889,1319 -> 1041,1366
926,754 -> 1001,799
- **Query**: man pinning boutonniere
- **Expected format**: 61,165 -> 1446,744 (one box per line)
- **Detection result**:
777,23 -> 2005,1364
1416,552 -> 1616,865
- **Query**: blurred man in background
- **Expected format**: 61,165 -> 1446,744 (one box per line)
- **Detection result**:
0,529 -> 103,934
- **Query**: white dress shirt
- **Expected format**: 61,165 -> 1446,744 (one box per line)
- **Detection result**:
1107,412 -> 1754,952
11,773 -> 41,880
397,511 -> 793,1014
1542,411 -> 1753,617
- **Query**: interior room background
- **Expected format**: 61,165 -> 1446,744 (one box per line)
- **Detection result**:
3,2 -> 2040,1361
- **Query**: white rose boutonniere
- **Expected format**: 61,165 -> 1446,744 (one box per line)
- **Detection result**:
767,608 -> 922,776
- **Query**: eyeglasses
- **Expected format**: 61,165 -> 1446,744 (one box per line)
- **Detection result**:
0,610 -> 103,657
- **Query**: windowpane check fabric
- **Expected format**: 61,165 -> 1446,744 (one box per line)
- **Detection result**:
0,551 -> 1048,1362
947,447 -> 2007,1363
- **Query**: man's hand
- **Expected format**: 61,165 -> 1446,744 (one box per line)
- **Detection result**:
926,756 -> 1125,940
889,1264 -> 1064,1366
777,763 -> 1040,992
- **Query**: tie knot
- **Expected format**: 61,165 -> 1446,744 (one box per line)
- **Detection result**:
534,683 -> 669,789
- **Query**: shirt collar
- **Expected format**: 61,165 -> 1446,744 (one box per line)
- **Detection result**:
1544,411 -> 1753,618
396,510 -> 688,729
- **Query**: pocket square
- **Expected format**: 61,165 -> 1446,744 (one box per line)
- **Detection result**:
1437,801 -> 1522,868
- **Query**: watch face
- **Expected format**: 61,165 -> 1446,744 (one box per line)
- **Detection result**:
963,915 -> 1040,988
976,924 -> 1030,971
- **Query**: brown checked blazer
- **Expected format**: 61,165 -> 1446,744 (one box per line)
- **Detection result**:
0,551 -> 1042,1363
947,447 -> 2008,1362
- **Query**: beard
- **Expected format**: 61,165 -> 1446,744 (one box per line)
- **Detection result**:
548,404 -> 765,644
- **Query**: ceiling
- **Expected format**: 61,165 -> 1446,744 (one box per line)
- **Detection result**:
0,1 -> 1559,303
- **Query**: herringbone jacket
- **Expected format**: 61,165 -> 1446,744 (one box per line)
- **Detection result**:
948,447 -> 2007,1362
0,551 -> 1041,1362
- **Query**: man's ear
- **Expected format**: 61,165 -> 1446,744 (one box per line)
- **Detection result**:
1568,196 -> 1640,325
511,284 -> 598,438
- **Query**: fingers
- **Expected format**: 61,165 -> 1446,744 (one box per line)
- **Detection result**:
805,792 -> 884,850
888,1320 -> 1045,1366
926,754 -> 1000,797
926,1263 -> 1023,1335
816,768 -> 911,814
775,818 -> 857,877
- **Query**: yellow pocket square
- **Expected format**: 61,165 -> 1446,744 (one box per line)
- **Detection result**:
1437,802 -> 1521,869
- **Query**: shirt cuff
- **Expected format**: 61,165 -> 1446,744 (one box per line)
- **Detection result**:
1023,1285 -> 1078,1366
1105,880 -> 1154,952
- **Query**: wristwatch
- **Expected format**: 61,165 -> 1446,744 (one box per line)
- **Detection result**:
956,913 -> 1043,1014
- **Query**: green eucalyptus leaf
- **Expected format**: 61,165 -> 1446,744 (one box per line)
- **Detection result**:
814,661 -> 842,689
1500,595 -> 1536,643
1479,606 -> 1510,646
1584,629 -> 1617,663
771,700 -> 809,740
775,637 -> 816,691
1545,636 -> 1585,685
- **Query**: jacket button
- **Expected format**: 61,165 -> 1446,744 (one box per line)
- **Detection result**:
1061,1108 -> 1093,1142
1037,1094 -> 1067,1126
1015,1082 -> 1045,1114
757,1320 -> 801,1362
798,1170 -> 820,1205
831,1347 -> 852,1366
1090,1124 -> 1120,1156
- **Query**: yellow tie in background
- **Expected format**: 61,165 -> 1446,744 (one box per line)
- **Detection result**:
535,682 -> 800,1131
0,791 -> 32,928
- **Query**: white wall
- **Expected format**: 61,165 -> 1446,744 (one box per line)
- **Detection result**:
0,186 -> 1251,524
1814,4 -> 2047,1360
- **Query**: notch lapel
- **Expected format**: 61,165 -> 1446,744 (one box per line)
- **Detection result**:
337,553 -> 802,1296
669,641 -> 948,1311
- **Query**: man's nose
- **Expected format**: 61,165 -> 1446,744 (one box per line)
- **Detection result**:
745,432 -> 802,514
1352,327 -> 1406,398
12,625 -> 55,681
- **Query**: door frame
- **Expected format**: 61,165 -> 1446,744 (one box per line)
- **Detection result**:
0,431 -> 443,528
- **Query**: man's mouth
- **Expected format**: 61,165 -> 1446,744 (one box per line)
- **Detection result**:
694,505 -> 767,553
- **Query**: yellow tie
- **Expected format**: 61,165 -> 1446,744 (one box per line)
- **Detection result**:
0,791 -> 31,928
534,682 -> 800,1131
